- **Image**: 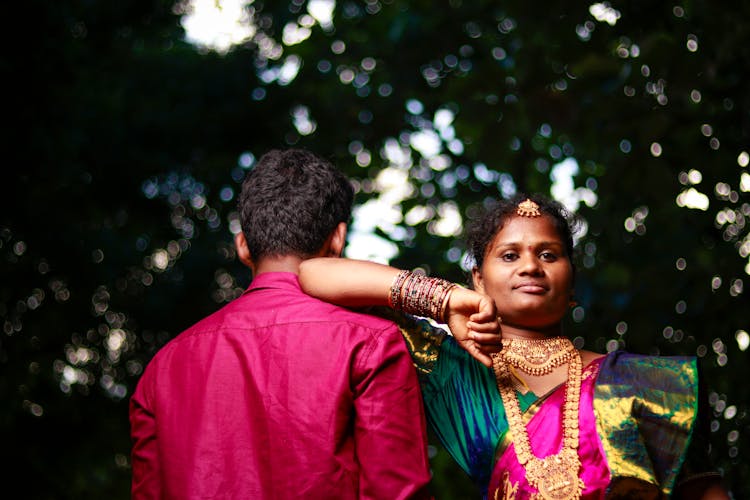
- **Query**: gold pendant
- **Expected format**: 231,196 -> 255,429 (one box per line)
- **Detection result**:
525,451 -> 583,500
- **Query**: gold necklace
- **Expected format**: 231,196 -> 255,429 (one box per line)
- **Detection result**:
492,348 -> 585,500
499,337 -> 576,376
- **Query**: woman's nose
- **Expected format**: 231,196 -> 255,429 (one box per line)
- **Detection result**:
518,255 -> 543,275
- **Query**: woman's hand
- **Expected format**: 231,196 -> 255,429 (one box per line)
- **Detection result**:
445,287 -> 502,367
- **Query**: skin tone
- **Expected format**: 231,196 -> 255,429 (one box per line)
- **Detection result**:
472,214 -> 574,336
471,214 -> 602,396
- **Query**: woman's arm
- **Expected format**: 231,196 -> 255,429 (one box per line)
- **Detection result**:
299,257 -> 394,308
299,257 -> 501,366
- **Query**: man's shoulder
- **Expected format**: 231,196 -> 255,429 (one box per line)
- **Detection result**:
144,300 -> 241,355
152,289 -> 401,356
294,294 -> 399,331
201,289 -> 399,332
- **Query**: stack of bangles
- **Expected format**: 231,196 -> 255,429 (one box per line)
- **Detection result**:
388,270 -> 457,323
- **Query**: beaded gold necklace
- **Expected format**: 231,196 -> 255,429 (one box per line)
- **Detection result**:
499,337 -> 576,376
492,342 -> 585,500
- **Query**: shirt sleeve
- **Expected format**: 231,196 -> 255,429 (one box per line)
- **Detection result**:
129,374 -> 162,499
351,322 -> 432,500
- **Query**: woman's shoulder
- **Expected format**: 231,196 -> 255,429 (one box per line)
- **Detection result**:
580,349 -> 605,367
592,350 -> 706,494
603,350 -> 697,369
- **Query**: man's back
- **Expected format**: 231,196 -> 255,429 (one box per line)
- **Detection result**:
130,272 -> 431,499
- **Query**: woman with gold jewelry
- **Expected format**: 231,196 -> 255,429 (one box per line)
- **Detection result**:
298,193 -> 729,499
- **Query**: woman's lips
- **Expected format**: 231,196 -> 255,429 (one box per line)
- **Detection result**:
514,282 -> 547,294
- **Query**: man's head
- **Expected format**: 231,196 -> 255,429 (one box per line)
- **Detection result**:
236,148 -> 354,268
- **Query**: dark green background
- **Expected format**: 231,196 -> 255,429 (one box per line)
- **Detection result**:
3,1 -> 747,498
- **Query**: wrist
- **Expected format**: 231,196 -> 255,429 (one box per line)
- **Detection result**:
389,270 -> 457,322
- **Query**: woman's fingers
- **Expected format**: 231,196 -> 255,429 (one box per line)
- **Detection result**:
466,341 -> 493,367
470,330 -> 502,346
468,296 -> 497,321
467,319 -> 501,334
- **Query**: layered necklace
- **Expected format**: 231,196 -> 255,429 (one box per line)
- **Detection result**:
500,336 -> 576,376
492,337 -> 585,500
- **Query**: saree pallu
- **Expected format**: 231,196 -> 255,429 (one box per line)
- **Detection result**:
389,312 -> 709,499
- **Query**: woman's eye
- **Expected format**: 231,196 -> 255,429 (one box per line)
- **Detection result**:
540,252 -> 558,261
501,253 -> 518,261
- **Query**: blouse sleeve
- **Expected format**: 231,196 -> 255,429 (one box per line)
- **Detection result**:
361,306 -> 447,377
594,352 -> 721,497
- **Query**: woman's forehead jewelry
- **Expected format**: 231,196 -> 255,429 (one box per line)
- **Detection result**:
516,199 -> 541,217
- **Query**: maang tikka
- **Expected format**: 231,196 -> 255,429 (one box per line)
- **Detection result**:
516,198 -> 541,217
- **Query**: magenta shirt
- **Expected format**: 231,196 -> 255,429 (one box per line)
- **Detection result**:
130,272 -> 431,499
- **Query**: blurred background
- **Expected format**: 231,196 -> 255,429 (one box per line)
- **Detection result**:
3,0 -> 748,497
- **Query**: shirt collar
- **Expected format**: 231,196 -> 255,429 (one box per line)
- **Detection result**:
245,272 -> 301,294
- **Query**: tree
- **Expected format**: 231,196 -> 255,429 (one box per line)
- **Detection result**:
3,0 -> 747,497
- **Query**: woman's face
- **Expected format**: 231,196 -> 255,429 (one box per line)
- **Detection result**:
472,214 -> 573,331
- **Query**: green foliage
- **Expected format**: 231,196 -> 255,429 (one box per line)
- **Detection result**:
3,0 -> 748,497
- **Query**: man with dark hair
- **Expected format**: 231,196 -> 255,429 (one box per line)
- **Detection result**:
129,149 -> 431,498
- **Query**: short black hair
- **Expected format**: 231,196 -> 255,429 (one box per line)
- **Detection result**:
237,148 -> 354,260
466,193 -> 582,274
